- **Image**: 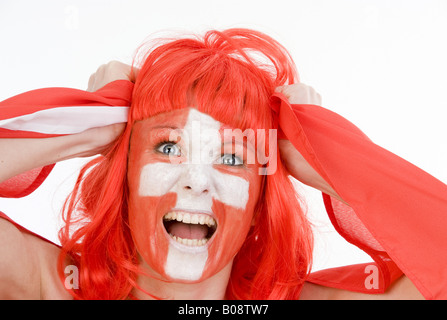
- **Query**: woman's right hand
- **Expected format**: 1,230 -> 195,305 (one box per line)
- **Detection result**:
87,60 -> 138,92
82,60 -> 137,155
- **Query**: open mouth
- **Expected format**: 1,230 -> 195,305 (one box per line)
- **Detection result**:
163,211 -> 217,247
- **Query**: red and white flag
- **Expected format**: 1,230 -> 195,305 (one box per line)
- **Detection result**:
0,80 -> 132,197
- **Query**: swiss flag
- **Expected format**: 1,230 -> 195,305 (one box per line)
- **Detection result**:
0,80 -> 132,197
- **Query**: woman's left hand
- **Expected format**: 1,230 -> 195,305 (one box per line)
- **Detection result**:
275,83 -> 346,204
275,83 -> 322,106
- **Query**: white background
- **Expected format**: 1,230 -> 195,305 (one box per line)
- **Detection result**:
0,0 -> 446,272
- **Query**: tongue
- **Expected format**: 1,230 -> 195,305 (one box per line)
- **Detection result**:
168,221 -> 209,239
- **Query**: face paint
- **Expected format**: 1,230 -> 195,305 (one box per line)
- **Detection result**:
127,108 -> 263,282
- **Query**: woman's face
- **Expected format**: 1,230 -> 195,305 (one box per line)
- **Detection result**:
127,108 -> 263,282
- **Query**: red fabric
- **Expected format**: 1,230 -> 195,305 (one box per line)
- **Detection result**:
0,80 -> 133,120
0,80 -> 133,198
270,93 -> 447,299
1,80 -> 446,299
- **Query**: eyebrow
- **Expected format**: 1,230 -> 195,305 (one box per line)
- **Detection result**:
222,139 -> 255,154
146,124 -> 257,153
145,125 -> 182,137
147,125 -> 180,130
220,127 -> 257,150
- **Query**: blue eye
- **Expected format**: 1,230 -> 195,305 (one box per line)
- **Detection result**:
157,142 -> 181,156
220,154 -> 243,166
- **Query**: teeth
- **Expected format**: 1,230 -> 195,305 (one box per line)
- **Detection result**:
163,211 -> 217,247
171,235 -> 209,247
191,214 -> 199,224
163,211 -> 216,228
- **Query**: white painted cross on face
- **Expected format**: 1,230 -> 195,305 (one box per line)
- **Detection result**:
137,108 -> 252,281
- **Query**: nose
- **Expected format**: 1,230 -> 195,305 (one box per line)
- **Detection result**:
181,164 -> 211,195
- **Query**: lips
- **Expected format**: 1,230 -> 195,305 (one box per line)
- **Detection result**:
163,211 -> 217,247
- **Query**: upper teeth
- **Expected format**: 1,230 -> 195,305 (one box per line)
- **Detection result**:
163,211 -> 216,227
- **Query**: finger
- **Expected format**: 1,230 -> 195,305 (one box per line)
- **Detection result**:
129,66 -> 140,83
274,85 -> 285,93
87,73 -> 96,92
315,92 -> 322,106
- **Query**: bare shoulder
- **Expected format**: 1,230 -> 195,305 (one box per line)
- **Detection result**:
0,218 -> 41,298
0,218 -> 71,299
300,275 -> 425,300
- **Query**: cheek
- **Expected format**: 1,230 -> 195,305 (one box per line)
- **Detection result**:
201,170 -> 262,279
128,159 -> 180,278
128,193 -> 177,277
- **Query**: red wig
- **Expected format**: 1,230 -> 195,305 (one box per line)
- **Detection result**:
58,28 -> 313,299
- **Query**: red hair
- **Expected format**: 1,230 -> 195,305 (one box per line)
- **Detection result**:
58,28 -> 313,299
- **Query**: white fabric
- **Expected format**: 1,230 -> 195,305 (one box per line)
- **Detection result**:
0,106 -> 129,134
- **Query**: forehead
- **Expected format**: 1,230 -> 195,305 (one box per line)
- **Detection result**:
133,108 -> 223,131
132,108 -> 253,142
133,108 -> 194,131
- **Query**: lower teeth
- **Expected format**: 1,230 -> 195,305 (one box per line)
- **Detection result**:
171,235 -> 209,246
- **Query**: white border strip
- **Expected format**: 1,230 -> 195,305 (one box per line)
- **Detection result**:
0,106 -> 129,134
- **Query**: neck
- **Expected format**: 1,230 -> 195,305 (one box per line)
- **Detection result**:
131,260 -> 233,300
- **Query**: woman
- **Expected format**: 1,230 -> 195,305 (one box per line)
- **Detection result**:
0,29 -> 444,299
